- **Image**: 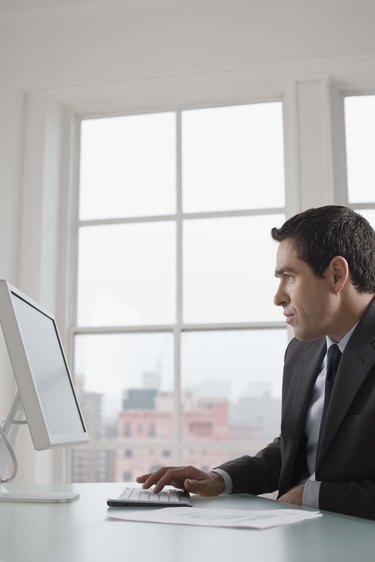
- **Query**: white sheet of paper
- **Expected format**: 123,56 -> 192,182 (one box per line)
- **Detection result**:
108,507 -> 322,530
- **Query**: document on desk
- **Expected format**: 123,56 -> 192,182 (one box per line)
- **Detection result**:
108,507 -> 322,530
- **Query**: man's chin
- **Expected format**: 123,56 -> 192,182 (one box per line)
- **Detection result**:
294,330 -> 322,342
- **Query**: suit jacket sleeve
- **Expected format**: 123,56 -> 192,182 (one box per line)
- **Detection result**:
216,437 -> 282,495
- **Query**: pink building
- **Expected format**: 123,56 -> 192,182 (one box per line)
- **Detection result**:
115,390 -> 231,481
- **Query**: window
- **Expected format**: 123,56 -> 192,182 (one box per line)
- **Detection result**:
72,102 -> 287,481
345,95 -> 375,225
123,422 -> 132,437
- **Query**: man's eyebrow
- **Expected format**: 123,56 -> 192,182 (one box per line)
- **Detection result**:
274,267 -> 297,277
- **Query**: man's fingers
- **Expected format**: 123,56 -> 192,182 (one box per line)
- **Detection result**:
151,468 -> 186,493
136,473 -> 152,484
135,465 -> 223,496
136,467 -> 181,492
140,466 -> 199,493
139,467 -> 173,487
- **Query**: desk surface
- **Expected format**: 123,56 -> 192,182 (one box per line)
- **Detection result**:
0,482 -> 374,562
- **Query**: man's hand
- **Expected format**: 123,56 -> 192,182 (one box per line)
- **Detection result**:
277,483 -> 305,505
136,466 -> 225,496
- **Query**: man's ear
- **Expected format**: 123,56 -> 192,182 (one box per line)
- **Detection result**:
330,256 -> 349,294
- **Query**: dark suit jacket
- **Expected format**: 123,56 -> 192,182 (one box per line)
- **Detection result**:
218,297 -> 375,520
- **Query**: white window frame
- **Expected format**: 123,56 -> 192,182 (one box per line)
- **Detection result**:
71,102 -> 288,471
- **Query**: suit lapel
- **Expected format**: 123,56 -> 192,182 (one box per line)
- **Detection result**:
280,339 -> 326,489
317,298 -> 375,466
283,341 -> 326,433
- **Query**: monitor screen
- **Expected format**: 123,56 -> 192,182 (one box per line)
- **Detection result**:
0,280 -> 88,450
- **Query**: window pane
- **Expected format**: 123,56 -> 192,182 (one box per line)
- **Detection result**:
181,329 -> 285,450
183,214 -> 284,323
182,103 -> 285,212
180,448 -> 261,472
73,332 -> 174,482
345,96 -> 375,204
77,222 -> 175,326
79,113 -> 176,219
74,332 -> 174,441
356,208 -> 375,229
72,448 -> 172,483
114,448 -> 172,483
72,449 -> 117,482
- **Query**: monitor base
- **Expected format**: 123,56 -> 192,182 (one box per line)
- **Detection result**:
0,484 -> 79,503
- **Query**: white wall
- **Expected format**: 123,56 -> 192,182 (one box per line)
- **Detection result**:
1,0 -> 375,483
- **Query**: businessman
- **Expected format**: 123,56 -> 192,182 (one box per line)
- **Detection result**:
137,206 -> 375,520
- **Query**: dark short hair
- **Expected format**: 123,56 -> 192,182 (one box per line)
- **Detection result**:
271,205 -> 375,293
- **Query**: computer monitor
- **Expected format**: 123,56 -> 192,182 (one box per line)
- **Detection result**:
0,280 -> 88,502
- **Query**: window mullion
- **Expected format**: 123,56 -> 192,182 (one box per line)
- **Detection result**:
174,110 -> 183,464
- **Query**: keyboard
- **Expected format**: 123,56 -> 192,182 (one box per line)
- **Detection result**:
107,486 -> 193,508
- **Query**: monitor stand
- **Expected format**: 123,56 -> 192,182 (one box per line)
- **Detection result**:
0,393 -> 79,503
0,483 -> 79,503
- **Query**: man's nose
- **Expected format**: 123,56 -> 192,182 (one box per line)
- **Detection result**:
273,283 -> 287,307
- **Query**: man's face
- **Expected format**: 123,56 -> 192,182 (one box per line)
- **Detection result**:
273,239 -> 337,341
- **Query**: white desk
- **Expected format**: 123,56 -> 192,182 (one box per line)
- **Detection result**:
0,482 -> 374,562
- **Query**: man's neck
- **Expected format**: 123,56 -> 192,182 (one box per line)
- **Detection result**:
329,292 -> 374,342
